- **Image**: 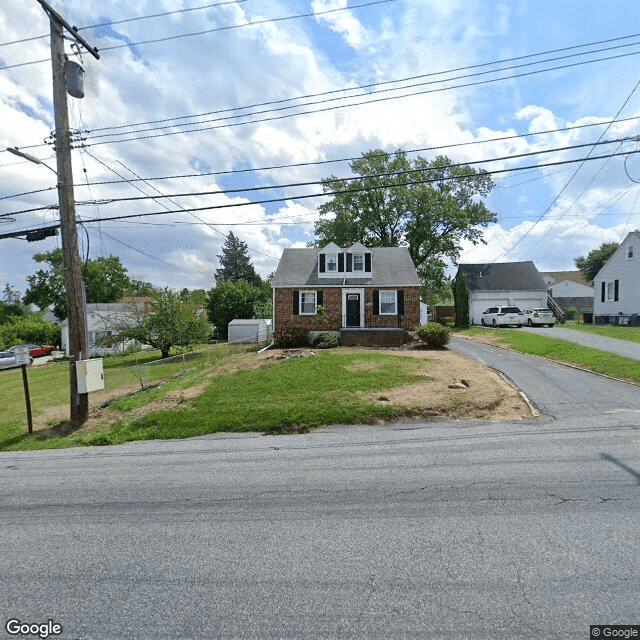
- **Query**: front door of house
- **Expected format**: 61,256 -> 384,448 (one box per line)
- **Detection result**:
346,294 -> 360,327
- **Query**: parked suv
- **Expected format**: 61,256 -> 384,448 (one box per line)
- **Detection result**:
522,308 -> 555,327
481,306 -> 524,327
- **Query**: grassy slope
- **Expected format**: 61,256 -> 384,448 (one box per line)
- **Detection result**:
1,349 -> 434,451
557,322 -> 640,343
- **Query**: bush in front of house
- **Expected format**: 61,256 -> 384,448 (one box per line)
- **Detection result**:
273,327 -> 310,348
414,323 -> 451,348
564,306 -> 577,320
312,332 -> 340,349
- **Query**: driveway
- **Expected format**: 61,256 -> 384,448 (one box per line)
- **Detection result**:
520,325 -> 640,359
450,335 -> 640,418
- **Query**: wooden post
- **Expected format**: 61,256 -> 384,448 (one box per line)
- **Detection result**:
21,365 -> 33,434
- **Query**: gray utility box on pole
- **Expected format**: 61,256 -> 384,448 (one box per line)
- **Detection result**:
76,358 -> 105,394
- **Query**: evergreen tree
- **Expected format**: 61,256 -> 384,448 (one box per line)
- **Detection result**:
215,232 -> 261,286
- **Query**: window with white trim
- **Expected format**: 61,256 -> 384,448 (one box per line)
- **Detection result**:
353,254 -> 364,271
607,282 -> 616,301
326,254 -> 338,272
628,244 -> 634,259
300,291 -> 317,314
379,290 -> 397,314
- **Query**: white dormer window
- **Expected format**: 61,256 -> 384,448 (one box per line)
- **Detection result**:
326,254 -> 338,271
353,254 -> 364,271
628,245 -> 634,259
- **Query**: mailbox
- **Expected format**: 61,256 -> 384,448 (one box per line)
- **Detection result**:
76,358 -> 104,393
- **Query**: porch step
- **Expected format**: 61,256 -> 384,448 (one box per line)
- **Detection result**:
340,328 -> 409,347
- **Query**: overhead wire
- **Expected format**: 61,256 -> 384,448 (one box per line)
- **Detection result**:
493,78 -> 640,262
75,48 -> 640,147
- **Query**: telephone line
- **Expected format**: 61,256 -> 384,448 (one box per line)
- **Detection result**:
79,37 -> 640,137
76,48 -> 640,147
2,149 -> 637,241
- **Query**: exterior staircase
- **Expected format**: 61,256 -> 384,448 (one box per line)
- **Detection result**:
547,293 -> 566,324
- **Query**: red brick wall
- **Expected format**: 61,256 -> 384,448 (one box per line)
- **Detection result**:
274,287 -> 421,332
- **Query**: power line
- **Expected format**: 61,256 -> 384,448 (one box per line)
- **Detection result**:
0,0 -> 396,69
1,137 -> 634,221
79,37 -> 640,138
3,149 -> 638,242
0,0 -> 251,48
96,0 -> 397,52
71,137 -> 637,208
75,48 -> 640,147
493,77 -> 640,262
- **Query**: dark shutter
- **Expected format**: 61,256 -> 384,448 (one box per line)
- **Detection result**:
601,282 -> 605,302
365,253 -> 371,272
338,253 -> 344,272
317,291 -> 323,307
319,254 -> 325,273
397,290 -> 404,315
614,279 -> 619,302
293,291 -> 299,315
373,289 -> 379,315
346,253 -> 353,272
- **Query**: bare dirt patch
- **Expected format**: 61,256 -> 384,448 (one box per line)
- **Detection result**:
32,345 -> 533,437
364,347 -> 532,420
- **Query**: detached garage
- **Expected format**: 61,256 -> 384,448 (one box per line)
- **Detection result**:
456,262 -> 550,325
227,319 -> 273,344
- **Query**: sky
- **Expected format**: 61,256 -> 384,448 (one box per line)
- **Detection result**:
1,0 -> 640,298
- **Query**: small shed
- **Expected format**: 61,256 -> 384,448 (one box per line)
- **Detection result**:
227,319 -> 272,344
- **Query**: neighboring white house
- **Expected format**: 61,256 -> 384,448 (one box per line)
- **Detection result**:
593,231 -> 640,322
540,271 -> 594,311
227,318 -> 273,344
456,262 -> 550,325
60,298 -> 151,356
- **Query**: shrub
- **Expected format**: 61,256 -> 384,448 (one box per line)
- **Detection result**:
564,306 -> 577,320
312,332 -> 340,349
273,327 -> 310,348
414,323 -> 451,348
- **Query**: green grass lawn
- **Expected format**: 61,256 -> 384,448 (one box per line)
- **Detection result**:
557,321 -> 640,343
0,349 -> 435,451
458,326 -> 640,383
0,344 -> 244,451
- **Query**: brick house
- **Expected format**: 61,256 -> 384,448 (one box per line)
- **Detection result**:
272,242 -> 421,346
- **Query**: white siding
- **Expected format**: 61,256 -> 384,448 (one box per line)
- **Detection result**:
550,280 -> 593,297
593,233 -> 640,316
228,319 -> 272,344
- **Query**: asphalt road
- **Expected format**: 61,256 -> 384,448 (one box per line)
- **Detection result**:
1,344 -> 639,639
450,335 -> 640,417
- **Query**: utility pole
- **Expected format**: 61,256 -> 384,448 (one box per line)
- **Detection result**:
36,0 -> 99,426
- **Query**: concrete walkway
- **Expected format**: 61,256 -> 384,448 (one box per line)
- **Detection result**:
519,325 -> 640,359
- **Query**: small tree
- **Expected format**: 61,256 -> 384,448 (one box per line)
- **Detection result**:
99,289 -> 211,358
206,279 -> 264,340
453,270 -> 470,328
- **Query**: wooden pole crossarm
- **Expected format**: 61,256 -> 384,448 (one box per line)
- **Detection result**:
35,0 -> 100,60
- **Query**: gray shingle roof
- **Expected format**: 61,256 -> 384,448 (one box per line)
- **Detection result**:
272,247 -> 420,287
458,261 -> 548,291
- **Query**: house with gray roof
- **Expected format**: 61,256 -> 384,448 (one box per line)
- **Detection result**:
456,261 -> 552,325
540,270 -> 593,312
272,242 -> 421,346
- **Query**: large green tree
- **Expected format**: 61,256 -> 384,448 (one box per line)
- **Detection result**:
206,279 -> 267,340
215,231 -> 262,286
575,242 -> 619,282
315,150 -> 496,297
23,249 -> 141,320
98,288 -> 212,359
